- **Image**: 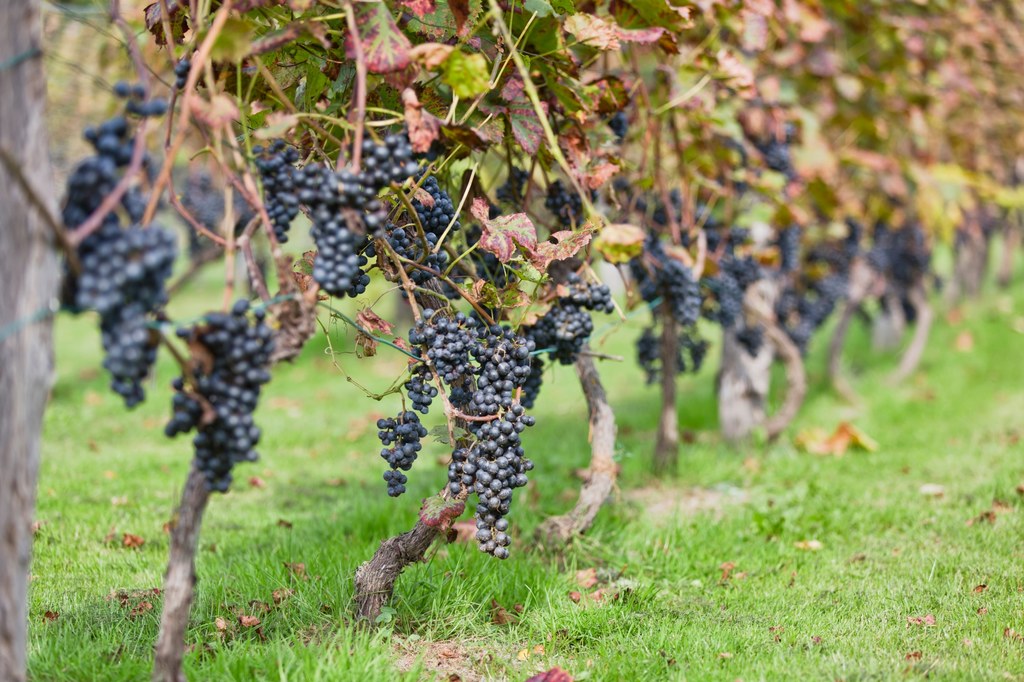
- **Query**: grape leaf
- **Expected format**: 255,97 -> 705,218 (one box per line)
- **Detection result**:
563,14 -> 620,50
346,3 -> 412,74
471,198 -> 538,263
419,494 -> 466,528
211,18 -> 255,62
397,0 -> 437,19
531,225 -> 596,270
442,49 -> 490,98
483,94 -> 547,156
593,223 -> 645,264
524,0 -> 554,17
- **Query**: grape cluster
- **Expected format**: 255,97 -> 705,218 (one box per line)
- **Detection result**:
174,59 -> 190,90
111,81 -> 169,118
608,110 -> 629,141
496,167 -> 530,205
449,405 -> 535,559
777,227 -> 801,273
253,142 -> 301,243
165,300 -> 275,492
776,274 -> 847,354
63,98 -> 177,407
525,275 -> 613,366
635,326 -> 708,384
409,312 -> 476,384
629,237 -> 701,326
519,358 -> 545,409
377,411 -> 428,497
403,362 -> 438,414
545,180 -> 583,228
387,176 -> 454,285
756,138 -> 795,179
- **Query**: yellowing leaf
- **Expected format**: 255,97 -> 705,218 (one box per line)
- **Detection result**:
441,49 -> 489,98
794,422 -> 877,457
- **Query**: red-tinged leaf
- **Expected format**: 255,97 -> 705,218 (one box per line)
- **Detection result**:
506,98 -> 546,156
568,591 -> 582,603
419,494 -> 466,528
239,615 -> 261,627
471,198 -> 538,263
526,668 -> 574,682
973,584 -> 988,593
398,0 -> 436,19
402,89 -> 441,154
450,0 -> 470,35
905,651 -> 922,661
715,49 -> 756,98
531,226 -> 596,270
43,610 -> 59,622
144,0 -> 188,46
122,533 -> 145,549
249,476 -> 266,489
594,223 -> 644,264
356,308 -> 394,336
501,76 -> 525,102
346,3 -> 412,74
408,42 -> 453,70
129,601 -> 154,618
564,14 -> 620,50
584,161 -> 619,190
617,26 -> 664,44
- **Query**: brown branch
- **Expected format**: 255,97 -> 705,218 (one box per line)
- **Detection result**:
153,467 -> 210,682
535,351 -> 618,544
344,1 -> 367,171
889,281 -> 932,384
761,319 -> 806,442
652,303 -> 679,475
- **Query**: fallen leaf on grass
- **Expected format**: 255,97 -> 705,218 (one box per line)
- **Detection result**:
794,540 -> 823,551
954,331 -> 974,352
284,562 -> 307,580
215,617 -> 228,632
248,600 -> 271,614
1017,484 -> 1024,496
906,614 -> 936,627
450,520 -> 476,544
490,599 -> 517,625
575,568 -> 598,589
919,483 -> 945,498
973,584 -> 988,593
249,476 -> 266,489
1005,628 -> 1023,642
717,652 -> 733,659
277,519 -> 293,529
272,588 -> 294,604
129,601 -> 153,618
43,611 -> 59,622
122,533 -> 145,549
516,644 -> 546,661
811,636 -> 822,644
794,422 -> 877,457
905,651 -> 922,661
31,520 -> 45,535
977,607 -> 988,615
239,615 -> 261,627
568,591 -> 582,604
525,668 -> 573,682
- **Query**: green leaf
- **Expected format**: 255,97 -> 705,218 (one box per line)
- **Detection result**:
441,50 -> 490,98
346,3 -> 412,74
523,0 -> 553,17
210,18 -> 254,62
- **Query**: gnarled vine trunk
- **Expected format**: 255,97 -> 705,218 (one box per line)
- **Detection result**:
827,259 -> 878,403
997,217 -> 1020,289
871,290 -> 905,352
948,220 -> 989,302
0,2 -> 60,679
536,351 -> 617,544
653,305 -> 679,475
718,280 -> 776,442
889,281 -> 932,383
761,320 -> 806,441
153,467 -> 210,682
353,518 -> 440,622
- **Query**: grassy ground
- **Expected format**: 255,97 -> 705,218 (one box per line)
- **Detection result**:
27,264 -> 1024,681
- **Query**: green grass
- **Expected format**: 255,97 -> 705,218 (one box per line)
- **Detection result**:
27,266 -> 1024,681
